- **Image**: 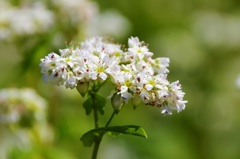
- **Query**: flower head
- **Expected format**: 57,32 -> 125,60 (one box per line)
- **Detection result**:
40,36 -> 187,115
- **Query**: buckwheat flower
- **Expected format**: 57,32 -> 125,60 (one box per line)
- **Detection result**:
128,37 -> 142,48
127,37 -> 153,60
143,74 -> 165,91
139,89 -> 152,104
114,72 -> 134,102
40,53 -> 63,84
134,60 -> 154,76
104,45 -> 125,62
64,71 -> 77,88
88,52 -> 114,81
161,81 -> 187,114
150,58 -> 170,74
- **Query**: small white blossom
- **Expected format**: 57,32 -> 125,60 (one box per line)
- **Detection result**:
150,58 -> 170,74
127,37 -> 153,60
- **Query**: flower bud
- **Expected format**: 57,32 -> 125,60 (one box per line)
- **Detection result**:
76,81 -> 89,97
132,94 -> 141,109
111,93 -> 124,113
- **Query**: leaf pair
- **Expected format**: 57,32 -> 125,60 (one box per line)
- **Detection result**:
83,94 -> 106,115
81,125 -> 148,147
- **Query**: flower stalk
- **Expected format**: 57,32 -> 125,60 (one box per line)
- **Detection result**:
91,94 -> 116,159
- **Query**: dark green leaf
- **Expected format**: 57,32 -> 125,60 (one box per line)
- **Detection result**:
82,97 -> 93,115
80,131 -> 103,147
95,94 -> 106,115
80,125 -> 147,147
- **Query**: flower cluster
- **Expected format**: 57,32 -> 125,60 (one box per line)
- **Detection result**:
0,88 -> 54,154
0,88 -> 47,128
0,1 -> 54,40
40,37 -> 187,114
0,0 -> 130,41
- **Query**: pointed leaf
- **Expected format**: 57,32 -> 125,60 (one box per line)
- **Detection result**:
80,125 -> 147,147
106,125 -> 148,139
82,97 -> 93,115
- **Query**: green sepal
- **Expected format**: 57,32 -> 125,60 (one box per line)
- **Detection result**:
80,125 -> 148,147
76,81 -> 89,97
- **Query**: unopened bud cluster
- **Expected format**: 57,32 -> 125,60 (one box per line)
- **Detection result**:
40,37 -> 187,114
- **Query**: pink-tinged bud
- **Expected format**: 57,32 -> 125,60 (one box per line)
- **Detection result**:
132,94 -> 141,109
111,93 -> 124,113
76,81 -> 89,97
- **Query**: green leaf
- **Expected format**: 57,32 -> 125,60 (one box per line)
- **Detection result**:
95,94 -> 106,115
82,94 -> 106,115
82,97 -> 93,115
80,125 -> 147,147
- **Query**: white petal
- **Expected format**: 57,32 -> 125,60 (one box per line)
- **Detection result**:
99,72 -> 107,80
146,84 -> 153,91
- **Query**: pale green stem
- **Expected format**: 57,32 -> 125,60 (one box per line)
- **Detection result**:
91,109 -> 116,159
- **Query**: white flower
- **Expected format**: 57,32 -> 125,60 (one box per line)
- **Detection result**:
128,37 -> 141,48
142,74 -> 167,91
118,86 -> 133,102
114,72 -> 134,102
88,52 -> 114,81
161,81 -> 188,114
127,37 -> 153,60
150,58 -> 170,74
64,72 -> 77,88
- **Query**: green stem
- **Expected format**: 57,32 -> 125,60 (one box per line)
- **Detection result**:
91,138 -> 101,159
105,111 -> 116,127
91,109 -> 116,159
93,103 -> 99,129
91,91 -> 100,159
90,82 -> 117,159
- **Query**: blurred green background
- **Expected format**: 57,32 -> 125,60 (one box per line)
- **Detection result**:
0,0 -> 240,159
